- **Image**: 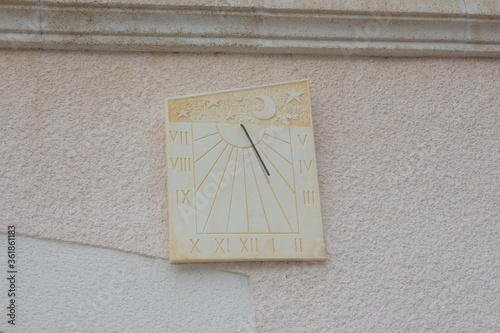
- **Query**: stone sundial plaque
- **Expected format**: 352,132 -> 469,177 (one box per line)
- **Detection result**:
166,80 -> 325,263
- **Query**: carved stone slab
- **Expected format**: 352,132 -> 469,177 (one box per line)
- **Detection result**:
166,80 -> 325,263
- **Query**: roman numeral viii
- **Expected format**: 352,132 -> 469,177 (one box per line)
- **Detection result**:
170,157 -> 191,172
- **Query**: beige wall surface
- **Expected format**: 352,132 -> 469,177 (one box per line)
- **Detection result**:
0,49 -> 499,332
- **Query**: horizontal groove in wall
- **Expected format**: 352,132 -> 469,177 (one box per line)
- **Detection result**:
0,1 -> 499,57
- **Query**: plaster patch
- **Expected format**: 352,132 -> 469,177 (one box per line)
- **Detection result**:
0,235 -> 254,332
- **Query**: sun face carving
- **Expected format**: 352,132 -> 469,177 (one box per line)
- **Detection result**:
216,124 -> 266,148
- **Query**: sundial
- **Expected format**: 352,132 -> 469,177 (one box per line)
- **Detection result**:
166,80 -> 325,262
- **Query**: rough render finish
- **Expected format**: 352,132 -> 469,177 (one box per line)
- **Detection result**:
0,49 -> 499,332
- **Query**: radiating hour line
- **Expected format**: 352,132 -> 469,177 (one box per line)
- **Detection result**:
196,144 -> 228,192
266,171 -> 295,233
202,147 -> 234,233
194,139 -> 223,163
248,151 -> 271,232
226,149 -> 239,233
194,131 -> 219,142
259,146 -> 295,193
261,141 -> 292,165
243,149 -> 249,233
265,133 -> 290,144
255,146 -> 270,184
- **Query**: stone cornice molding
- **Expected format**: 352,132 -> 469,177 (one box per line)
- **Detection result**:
0,0 -> 499,57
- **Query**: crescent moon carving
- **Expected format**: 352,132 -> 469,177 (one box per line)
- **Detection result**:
252,96 -> 276,120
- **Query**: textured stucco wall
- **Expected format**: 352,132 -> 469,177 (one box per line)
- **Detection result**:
0,49 -> 499,332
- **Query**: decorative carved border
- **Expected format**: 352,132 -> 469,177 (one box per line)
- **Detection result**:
0,0 -> 499,57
